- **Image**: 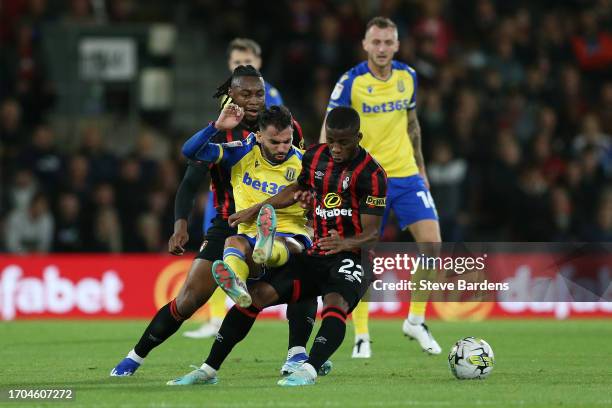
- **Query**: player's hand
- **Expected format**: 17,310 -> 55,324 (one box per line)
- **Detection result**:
168,220 -> 189,255
215,103 -> 244,130
317,229 -> 349,255
293,190 -> 313,209
228,206 -> 259,228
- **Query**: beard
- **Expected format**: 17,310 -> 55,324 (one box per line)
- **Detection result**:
261,145 -> 286,164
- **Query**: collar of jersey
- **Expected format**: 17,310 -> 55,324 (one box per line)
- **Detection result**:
363,61 -> 395,83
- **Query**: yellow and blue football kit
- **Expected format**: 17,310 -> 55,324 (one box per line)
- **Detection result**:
327,60 -> 438,230
182,124 -> 310,248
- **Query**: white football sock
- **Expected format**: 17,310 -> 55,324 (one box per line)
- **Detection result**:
287,346 -> 306,359
199,363 -> 217,375
128,349 -> 144,364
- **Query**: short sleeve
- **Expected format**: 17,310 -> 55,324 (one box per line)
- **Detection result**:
265,82 -> 284,107
326,72 -> 353,111
406,66 -> 418,110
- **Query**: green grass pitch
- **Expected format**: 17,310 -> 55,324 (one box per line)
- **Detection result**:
2,319 -> 612,407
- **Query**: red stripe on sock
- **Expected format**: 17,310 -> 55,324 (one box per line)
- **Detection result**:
235,305 -> 258,318
169,299 -> 184,322
323,311 -> 346,323
321,306 -> 347,318
290,280 -> 301,303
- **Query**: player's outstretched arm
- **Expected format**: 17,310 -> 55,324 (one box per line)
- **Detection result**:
168,164 -> 208,255
182,104 -> 245,160
228,183 -> 308,228
317,214 -> 382,255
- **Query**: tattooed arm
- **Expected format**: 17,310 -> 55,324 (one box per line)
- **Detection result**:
408,109 -> 429,189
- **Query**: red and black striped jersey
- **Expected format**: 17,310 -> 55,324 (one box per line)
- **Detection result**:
297,144 -> 387,256
209,118 -> 304,220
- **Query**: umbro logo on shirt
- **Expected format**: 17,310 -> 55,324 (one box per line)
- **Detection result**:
315,171 -> 325,179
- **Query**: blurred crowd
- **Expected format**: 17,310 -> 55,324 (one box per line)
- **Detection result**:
1,0 -> 611,254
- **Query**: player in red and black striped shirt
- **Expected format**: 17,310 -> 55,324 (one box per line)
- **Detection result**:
175,107 -> 387,387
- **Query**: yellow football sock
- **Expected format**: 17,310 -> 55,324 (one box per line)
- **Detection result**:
267,239 -> 290,267
352,300 -> 369,336
223,248 -> 250,282
409,264 -> 436,324
208,287 -> 227,320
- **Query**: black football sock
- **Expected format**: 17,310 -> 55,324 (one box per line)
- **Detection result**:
134,299 -> 185,358
286,298 -> 317,350
204,305 -> 261,370
306,306 -> 347,372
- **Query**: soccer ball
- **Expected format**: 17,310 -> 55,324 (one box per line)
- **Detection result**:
448,337 -> 495,379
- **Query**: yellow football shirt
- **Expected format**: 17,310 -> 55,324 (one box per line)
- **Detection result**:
201,134 -> 308,237
327,60 -> 418,178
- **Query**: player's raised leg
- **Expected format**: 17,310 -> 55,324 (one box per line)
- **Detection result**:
212,236 -> 253,308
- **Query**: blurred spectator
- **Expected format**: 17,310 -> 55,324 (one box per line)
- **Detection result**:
428,140 -> 466,241
550,186 -> 576,241
581,190 -> 612,241
530,133 -> 565,185
87,183 -> 122,252
0,98 -> 25,172
571,10 -> 612,74
413,0 -> 452,62
92,208 -> 122,252
135,213 -> 162,252
19,125 -> 63,192
4,168 -> 38,214
5,191 -> 54,253
79,125 -> 118,184
598,82 -> 612,135
0,20 -> 55,124
313,14 -> 351,82
53,191 -> 84,252
63,0 -> 95,24
483,131 -> 521,238
115,155 -> 147,251
512,165 -> 553,241
61,154 -> 91,204
573,113 -> 612,175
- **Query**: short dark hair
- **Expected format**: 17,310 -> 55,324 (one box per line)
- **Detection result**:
259,105 -> 293,132
366,16 -> 397,33
227,38 -> 262,58
325,106 -> 360,134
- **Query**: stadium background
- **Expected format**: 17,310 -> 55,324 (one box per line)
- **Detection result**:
0,0 -> 611,322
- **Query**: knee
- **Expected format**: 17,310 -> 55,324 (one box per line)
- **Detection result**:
249,283 -> 278,309
176,283 -> 209,318
322,293 -> 349,314
225,235 -> 246,250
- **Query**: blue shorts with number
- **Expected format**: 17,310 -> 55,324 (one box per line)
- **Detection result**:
382,174 -> 438,232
